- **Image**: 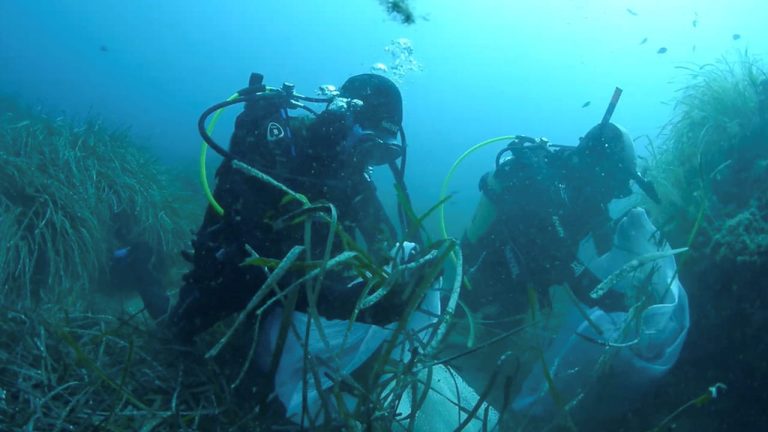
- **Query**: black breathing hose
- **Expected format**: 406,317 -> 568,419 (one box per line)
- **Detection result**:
198,88 -> 314,160
197,97 -> 248,159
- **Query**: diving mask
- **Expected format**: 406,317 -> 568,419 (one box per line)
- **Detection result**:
345,123 -> 402,166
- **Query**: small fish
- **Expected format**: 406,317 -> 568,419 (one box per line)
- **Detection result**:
692,44 -> 697,52
657,47 -> 668,54
581,101 -> 591,108
693,12 -> 699,28
627,8 -> 639,16
639,37 -> 648,45
99,45 -> 108,52
732,33 -> 741,40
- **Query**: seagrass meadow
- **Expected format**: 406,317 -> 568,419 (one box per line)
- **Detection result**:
0,96 -> 197,305
0,96 -> 491,431
0,96 -> 218,430
0,46 -> 766,429
594,51 -> 768,431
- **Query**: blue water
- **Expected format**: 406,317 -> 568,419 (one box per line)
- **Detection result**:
1,0 -> 765,237
3,2 -> 768,430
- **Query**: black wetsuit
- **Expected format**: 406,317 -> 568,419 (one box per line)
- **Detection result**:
170,86 -> 399,340
461,144 -> 618,324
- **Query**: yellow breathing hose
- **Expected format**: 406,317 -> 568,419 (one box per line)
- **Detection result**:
438,135 -> 516,240
438,135 -> 516,348
200,93 -> 240,216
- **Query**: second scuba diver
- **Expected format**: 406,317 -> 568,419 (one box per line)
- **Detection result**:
451,90 -> 690,426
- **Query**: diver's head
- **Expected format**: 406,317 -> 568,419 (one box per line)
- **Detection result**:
338,73 -> 403,166
573,122 -> 638,202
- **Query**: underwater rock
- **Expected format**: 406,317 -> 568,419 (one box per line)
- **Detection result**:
710,203 -> 768,265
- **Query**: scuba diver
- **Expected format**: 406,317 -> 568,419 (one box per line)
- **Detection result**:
461,91 -> 661,319
148,72 -> 495,429
452,89 -> 689,425
167,72 -> 416,341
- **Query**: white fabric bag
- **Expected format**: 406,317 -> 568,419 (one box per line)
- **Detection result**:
262,242 -> 497,430
512,208 -> 690,418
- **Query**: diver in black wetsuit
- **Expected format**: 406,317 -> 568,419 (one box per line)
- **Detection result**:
461,121 -> 661,323
166,73 -> 416,341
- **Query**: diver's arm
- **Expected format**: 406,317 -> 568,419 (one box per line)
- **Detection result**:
353,178 -> 398,264
512,208 -> 690,417
314,172 -> 439,326
313,240 -> 432,326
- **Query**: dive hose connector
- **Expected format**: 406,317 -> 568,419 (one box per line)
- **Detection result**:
281,82 -> 296,98
495,135 -> 549,167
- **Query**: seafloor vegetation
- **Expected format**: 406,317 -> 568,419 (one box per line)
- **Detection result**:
608,51 -> 768,431
646,51 -> 768,263
1,49 -> 765,430
0,98 -> 211,430
0,97 -> 489,431
0,97 -> 193,306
